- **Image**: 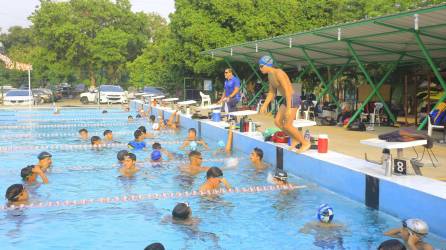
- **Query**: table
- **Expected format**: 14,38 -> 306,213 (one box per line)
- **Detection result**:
152,95 -> 165,99
292,119 -> 317,129
360,138 -> 427,158
228,110 -> 258,117
178,100 -> 197,106
162,98 -> 179,102
196,104 -> 221,110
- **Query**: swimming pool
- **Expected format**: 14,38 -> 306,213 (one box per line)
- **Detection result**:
0,108 -> 445,249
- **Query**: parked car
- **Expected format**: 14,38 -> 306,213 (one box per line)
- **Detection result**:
3,89 -> 34,105
73,84 -> 86,97
80,85 -> 128,104
32,88 -> 53,103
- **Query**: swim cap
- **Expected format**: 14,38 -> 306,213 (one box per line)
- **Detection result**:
258,55 -> 274,67
317,204 -> 334,223
21,165 -> 34,180
217,140 -> 225,148
274,169 -> 288,181
151,150 -> 162,161
404,219 -> 429,235
190,141 -> 198,150
38,151 -> 52,160
117,150 -> 129,161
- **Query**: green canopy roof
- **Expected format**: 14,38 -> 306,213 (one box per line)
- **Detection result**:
203,3 -> 446,68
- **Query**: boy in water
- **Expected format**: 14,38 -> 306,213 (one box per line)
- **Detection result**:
179,128 -> 208,150
5,184 -> 29,206
384,219 -> 433,250
119,153 -> 139,178
79,128 -> 89,140
180,151 -> 209,175
128,130 -> 147,150
21,165 -> 49,184
199,167 -> 231,191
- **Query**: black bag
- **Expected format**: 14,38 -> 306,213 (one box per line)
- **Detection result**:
348,121 -> 366,131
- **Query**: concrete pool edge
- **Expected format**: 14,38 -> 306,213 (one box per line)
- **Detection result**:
132,101 -> 446,239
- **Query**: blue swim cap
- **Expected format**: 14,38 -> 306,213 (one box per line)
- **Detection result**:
190,141 -> 198,150
317,204 -> 334,223
258,55 -> 274,67
217,140 -> 225,148
151,150 -> 162,161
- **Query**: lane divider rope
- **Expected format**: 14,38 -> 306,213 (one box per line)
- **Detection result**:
1,184 -> 304,211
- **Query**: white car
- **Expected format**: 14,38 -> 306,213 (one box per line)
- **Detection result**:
3,89 -> 34,105
80,85 -> 128,104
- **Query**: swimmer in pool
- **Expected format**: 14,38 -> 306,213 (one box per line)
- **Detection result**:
91,136 -> 102,146
180,151 -> 209,175
199,167 -> 231,191
35,151 -> 53,172
128,130 -> 147,150
299,204 -> 347,250
21,165 -> 49,184
128,115 -> 134,123
151,142 -> 173,160
162,202 -> 200,226
384,219 -> 433,250
213,124 -> 234,156
267,168 -> 288,186
79,128 -> 89,141
138,126 -> 155,139
116,150 -> 129,164
119,153 -> 139,177
179,128 -> 209,150
5,184 -> 29,206
149,115 -> 156,124
166,110 -> 181,130
249,147 -> 269,170
103,130 -> 113,142
144,243 -> 165,250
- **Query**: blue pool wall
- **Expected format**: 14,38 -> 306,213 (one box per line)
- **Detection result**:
132,101 -> 446,239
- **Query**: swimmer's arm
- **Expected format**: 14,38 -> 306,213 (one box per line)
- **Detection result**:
220,178 -> 231,190
261,84 -> 276,112
197,139 -> 209,150
179,141 -> 190,150
225,128 -> 233,154
33,167 -> 49,184
383,228 -> 402,237
160,148 -> 173,160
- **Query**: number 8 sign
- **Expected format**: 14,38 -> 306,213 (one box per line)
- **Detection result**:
394,159 -> 407,175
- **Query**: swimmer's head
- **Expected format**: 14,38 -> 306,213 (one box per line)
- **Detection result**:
172,202 -> 191,220
217,140 -> 225,148
151,150 -> 162,161
317,204 -> 334,223
250,147 -> 263,163
20,165 -> 35,181
5,184 -> 28,202
188,128 -> 197,138
38,151 -> 52,161
259,55 -> 274,74
149,115 -> 156,123
122,153 -> 136,168
152,142 -> 161,150
103,130 -> 113,140
138,126 -> 147,134
78,128 -> 89,140
188,150 -> 202,164
377,239 -> 406,250
144,243 -> 165,250
128,115 -> 134,121
273,169 -> 288,181
403,219 -> 429,237
117,150 -> 129,162
102,110 -> 108,114
136,114 -> 142,119
134,129 -> 143,140
206,167 -> 223,179
91,136 -> 101,145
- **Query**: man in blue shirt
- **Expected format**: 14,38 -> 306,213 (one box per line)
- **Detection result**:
219,68 -> 240,112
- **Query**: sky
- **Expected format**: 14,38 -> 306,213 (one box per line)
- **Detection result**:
0,0 -> 175,32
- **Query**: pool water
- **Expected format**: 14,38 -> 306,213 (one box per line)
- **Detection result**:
0,108 -> 444,250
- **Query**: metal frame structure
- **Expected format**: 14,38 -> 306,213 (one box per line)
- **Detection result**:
203,3 -> 446,129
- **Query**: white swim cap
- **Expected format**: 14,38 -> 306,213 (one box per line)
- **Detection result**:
404,218 -> 429,235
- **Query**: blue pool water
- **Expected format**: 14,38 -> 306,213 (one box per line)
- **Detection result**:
0,108 -> 445,249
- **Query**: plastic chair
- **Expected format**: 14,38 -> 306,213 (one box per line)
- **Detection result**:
200,91 -> 211,107
370,102 -> 384,127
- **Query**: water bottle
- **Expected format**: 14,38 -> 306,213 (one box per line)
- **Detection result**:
382,149 -> 392,176
239,117 -> 245,132
304,129 -> 311,142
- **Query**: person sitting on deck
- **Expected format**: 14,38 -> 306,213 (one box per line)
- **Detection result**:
128,130 -> 146,150
199,167 -> 231,192
179,128 -> 209,150
119,152 -> 139,178
21,165 -> 49,184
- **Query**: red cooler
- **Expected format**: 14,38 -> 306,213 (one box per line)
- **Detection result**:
318,134 -> 328,153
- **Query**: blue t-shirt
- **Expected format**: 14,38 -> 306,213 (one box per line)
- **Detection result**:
128,141 -> 146,150
224,76 -> 241,101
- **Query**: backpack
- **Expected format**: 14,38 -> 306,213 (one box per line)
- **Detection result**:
271,131 -> 289,143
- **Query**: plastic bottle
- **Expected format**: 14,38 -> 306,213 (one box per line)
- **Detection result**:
304,129 -> 311,141
239,116 -> 245,132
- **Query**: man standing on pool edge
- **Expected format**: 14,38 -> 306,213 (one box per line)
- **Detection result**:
258,55 -> 310,153
218,68 -> 241,112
